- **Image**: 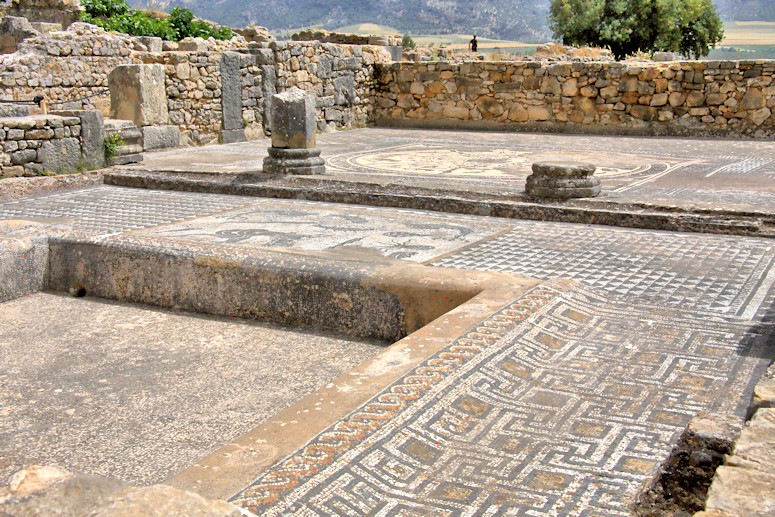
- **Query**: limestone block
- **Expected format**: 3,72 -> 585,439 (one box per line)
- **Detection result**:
270,87 -> 317,149
134,36 -> 162,52
178,38 -> 208,52
109,64 -> 169,127
141,125 -> 180,150
704,466 -> 775,516
263,147 -> 324,175
41,137 -> 80,173
334,75 -> 357,106
0,104 -> 30,117
85,485 -> 246,516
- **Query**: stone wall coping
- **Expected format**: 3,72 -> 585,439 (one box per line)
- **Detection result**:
1,114 -> 79,127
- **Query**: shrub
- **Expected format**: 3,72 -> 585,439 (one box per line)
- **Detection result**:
80,0 -> 232,41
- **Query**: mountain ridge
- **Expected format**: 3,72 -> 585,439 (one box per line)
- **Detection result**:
129,0 -> 775,41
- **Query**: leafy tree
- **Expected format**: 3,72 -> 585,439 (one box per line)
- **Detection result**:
402,34 -> 416,49
548,0 -> 724,59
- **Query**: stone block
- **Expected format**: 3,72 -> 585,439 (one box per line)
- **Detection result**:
0,235 -> 47,302
54,109 -> 105,170
141,125 -> 180,150
40,137 -> 81,173
334,75 -> 357,106
270,87 -> 317,149
178,38 -> 208,52
704,466 -> 775,516
134,36 -> 162,52
221,52 -> 243,131
108,64 -> 169,127
0,104 -> 30,118
263,146 -> 325,175
220,129 -> 247,144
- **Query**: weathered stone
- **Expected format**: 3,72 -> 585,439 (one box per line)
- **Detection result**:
40,137 -> 80,172
141,125 -> 180,150
178,38 -> 208,52
220,53 -> 243,131
741,89 -> 765,111
85,484 -> 246,516
526,161 -> 601,199
269,87 -> 317,149
8,465 -> 72,498
108,64 -> 169,127
263,146 -> 325,175
54,109 -> 105,169
704,466 -> 775,516
134,36 -> 162,53
334,75 -> 357,106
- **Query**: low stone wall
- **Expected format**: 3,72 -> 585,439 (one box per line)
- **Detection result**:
375,60 -> 775,138
0,114 -> 82,176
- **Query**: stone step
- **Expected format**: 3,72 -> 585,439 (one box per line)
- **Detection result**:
116,144 -> 143,155
111,153 -> 143,165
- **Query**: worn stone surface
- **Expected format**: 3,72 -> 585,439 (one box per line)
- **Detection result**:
0,466 -> 248,517
269,87 -> 317,149
109,64 -> 168,127
220,52 -> 244,132
40,136 -> 81,173
0,229 -> 47,302
526,160 -> 601,199
55,109 -> 105,170
0,16 -> 39,54
0,292 -> 384,484
704,466 -> 775,516
141,124 -> 179,151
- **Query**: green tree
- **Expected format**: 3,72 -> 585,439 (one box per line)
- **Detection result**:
548,0 -> 724,59
402,34 -> 416,49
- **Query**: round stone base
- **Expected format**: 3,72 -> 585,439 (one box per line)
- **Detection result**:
526,160 -> 601,199
263,147 -> 326,175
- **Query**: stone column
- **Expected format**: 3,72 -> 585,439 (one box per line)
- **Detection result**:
262,88 -> 325,175
526,161 -> 601,199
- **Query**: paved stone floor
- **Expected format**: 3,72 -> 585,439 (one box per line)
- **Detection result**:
1,184 -> 773,514
0,293 -> 383,486
131,128 -> 775,213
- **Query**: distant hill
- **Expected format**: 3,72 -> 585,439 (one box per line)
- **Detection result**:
128,0 -> 775,40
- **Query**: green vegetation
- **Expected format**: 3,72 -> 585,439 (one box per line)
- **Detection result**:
81,0 -> 232,41
103,133 -> 125,163
402,34 -> 416,49
549,0 -> 724,59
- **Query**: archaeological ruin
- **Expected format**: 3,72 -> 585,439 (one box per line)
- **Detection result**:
1,0 -> 774,515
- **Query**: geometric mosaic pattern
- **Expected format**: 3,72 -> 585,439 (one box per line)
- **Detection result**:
432,221 -> 775,320
0,186 -> 256,234
231,283 -> 774,515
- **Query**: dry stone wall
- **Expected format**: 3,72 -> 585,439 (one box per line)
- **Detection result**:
375,60 -> 775,138
0,23 -> 141,113
273,41 -> 392,132
0,114 -> 82,177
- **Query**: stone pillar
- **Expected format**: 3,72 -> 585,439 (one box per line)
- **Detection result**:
526,161 -> 601,199
108,64 -> 168,127
220,52 -> 247,144
262,88 -> 325,175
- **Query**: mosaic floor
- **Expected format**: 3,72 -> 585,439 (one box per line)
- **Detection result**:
133,128 -> 775,212
232,283 -> 772,516
1,185 -> 774,514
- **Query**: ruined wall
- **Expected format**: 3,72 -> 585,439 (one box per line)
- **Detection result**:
375,60 -> 775,138
5,0 -> 83,28
0,23 -> 141,113
273,41 -> 392,132
0,114 -> 82,177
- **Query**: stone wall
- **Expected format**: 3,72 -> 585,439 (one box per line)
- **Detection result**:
375,60 -> 775,138
0,23 -> 141,113
273,41 -> 392,132
0,114 -> 82,177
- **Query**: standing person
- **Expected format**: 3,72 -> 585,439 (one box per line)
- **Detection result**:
468,35 -> 478,53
